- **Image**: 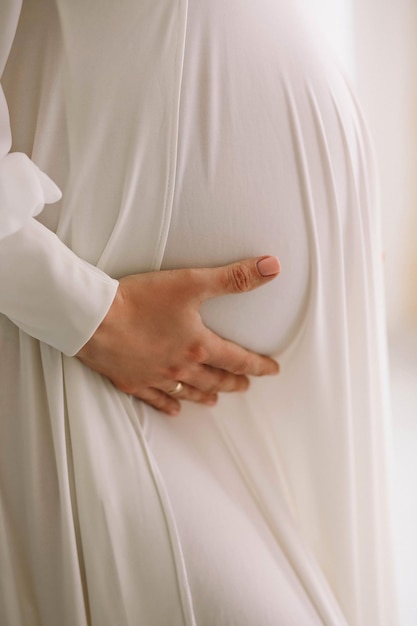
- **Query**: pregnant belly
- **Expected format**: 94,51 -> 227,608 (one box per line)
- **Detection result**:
161,0 -> 319,356
161,0 -> 360,357
161,160 -> 310,358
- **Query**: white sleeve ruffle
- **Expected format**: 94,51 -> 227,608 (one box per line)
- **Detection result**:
0,150 -> 62,239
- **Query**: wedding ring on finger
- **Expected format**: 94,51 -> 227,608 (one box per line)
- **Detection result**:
168,381 -> 183,396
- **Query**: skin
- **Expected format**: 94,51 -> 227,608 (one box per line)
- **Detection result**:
76,255 -> 281,415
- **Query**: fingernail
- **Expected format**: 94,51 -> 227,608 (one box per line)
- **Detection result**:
168,407 -> 180,416
206,397 -> 218,406
257,256 -> 280,277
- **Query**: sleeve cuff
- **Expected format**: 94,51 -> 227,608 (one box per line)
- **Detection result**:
0,218 -> 119,355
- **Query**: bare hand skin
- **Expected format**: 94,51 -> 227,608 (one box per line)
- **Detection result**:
76,256 -> 281,415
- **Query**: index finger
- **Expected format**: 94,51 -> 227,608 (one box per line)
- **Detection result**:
200,328 -> 280,377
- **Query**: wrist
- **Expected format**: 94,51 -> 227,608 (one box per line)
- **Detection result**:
76,282 -> 125,359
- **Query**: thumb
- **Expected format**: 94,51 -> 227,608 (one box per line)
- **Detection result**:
196,256 -> 281,301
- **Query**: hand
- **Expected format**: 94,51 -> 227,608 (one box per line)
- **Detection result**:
76,256 -> 281,415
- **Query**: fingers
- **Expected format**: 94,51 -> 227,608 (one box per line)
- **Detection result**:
139,341 -> 278,414
137,387 -> 181,416
136,371 -> 250,416
201,328 -> 280,377
188,255 -> 280,302
158,381 -> 219,406
181,366 -> 250,394
137,384 -> 218,416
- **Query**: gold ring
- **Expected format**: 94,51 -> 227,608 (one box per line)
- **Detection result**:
168,381 -> 183,396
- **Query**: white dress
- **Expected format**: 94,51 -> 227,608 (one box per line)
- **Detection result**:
0,1 -> 399,624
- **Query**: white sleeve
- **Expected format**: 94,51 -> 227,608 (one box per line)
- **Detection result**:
0,220 -> 118,355
0,0 -> 119,355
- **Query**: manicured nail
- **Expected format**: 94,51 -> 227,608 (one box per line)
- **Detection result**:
257,256 -> 280,277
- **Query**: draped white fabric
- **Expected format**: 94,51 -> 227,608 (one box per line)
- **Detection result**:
0,1 -> 399,624
0,1 -> 61,240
